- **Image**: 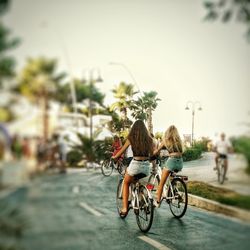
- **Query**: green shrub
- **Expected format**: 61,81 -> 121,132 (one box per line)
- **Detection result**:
183,147 -> 202,162
94,138 -> 113,163
66,150 -> 82,167
193,137 -> 210,152
231,136 -> 250,174
66,134 -> 113,167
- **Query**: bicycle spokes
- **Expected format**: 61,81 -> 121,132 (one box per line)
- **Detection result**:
168,178 -> 188,218
135,185 -> 154,232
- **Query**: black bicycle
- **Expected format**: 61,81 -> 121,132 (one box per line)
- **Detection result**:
217,156 -> 226,184
101,158 -> 126,177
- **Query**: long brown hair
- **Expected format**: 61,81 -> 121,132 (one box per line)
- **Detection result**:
164,125 -> 183,153
128,120 -> 153,156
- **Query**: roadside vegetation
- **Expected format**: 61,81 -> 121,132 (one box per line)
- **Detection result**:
188,181 -> 250,210
183,137 -> 211,162
231,136 -> 250,174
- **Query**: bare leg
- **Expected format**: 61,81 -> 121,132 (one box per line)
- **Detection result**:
214,154 -> 219,170
156,169 -> 170,203
122,174 -> 134,212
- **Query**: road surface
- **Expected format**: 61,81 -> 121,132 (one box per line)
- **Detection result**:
3,169 -> 249,250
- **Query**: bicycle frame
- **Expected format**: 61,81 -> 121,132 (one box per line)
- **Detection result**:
218,157 -> 225,167
148,166 -> 188,202
163,175 -> 177,201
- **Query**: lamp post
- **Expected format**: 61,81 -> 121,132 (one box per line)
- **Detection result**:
83,68 -> 103,141
40,22 -> 78,126
109,62 -> 141,95
185,101 -> 202,145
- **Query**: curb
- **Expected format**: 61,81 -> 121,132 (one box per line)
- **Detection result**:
188,193 -> 250,223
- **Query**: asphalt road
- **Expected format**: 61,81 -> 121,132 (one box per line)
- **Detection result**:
4,169 -> 248,250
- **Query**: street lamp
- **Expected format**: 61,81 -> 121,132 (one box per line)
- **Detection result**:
82,68 -> 103,141
109,62 -> 141,95
40,21 -> 78,126
185,101 -> 202,145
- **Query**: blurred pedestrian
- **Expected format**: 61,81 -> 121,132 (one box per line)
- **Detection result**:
22,137 -> 31,159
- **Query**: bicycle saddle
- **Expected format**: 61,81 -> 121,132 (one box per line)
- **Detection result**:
133,173 -> 147,181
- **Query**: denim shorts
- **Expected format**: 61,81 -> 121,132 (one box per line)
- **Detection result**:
126,159 -> 150,177
161,157 -> 183,172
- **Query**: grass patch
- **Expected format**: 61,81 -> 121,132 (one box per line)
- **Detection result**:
188,181 -> 250,210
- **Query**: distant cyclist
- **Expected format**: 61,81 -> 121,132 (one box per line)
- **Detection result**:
214,132 -> 233,180
112,120 -> 153,216
112,135 -> 123,160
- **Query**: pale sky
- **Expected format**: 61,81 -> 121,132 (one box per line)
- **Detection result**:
4,0 -> 250,140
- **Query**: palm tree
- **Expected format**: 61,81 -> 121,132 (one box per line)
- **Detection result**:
0,0 -> 20,88
110,82 -> 136,130
16,57 -> 65,140
57,78 -> 105,113
131,91 -> 161,134
111,82 -> 136,118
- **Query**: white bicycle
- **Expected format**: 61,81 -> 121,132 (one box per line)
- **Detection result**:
116,174 -> 154,232
147,158 -> 188,218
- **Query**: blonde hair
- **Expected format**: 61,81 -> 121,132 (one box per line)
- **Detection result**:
164,125 -> 183,153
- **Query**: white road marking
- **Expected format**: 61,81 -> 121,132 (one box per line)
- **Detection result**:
79,202 -> 103,217
72,186 -> 80,194
88,174 -> 101,182
138,236 -> 172,250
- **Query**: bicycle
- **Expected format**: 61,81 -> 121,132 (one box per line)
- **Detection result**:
216,156 -> 226,184
116,174 -> 154,232
101,158 -> 126,177
147,159 -> 188,218
147,156 -> 166,194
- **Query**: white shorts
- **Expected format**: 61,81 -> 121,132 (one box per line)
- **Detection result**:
126,159 -> 150,177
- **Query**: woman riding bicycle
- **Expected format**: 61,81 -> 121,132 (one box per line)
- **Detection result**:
112,135 -> 123,157
153,125 -> 183,207
112,120 -> 153,216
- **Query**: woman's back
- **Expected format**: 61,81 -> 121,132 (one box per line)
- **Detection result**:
127,121 -> 153,157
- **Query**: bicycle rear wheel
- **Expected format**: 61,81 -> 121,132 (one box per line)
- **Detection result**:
101,159 -> 113,177
168,178 -> 188,218
116,179 -> 127,219
136,185 -> 154,233
147,174 -> 160,198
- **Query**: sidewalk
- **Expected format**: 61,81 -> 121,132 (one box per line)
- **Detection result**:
181,152 -> 250,222
182,152 -> 250,196
0,158 -> 36,187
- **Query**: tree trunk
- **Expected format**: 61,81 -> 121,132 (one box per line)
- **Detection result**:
147,107 -> 153,134
42,95 -> 49,141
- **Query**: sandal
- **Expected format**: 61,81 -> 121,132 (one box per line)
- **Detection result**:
119,209 -> 128,217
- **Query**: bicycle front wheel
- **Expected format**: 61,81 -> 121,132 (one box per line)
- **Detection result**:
218,163 -> 225,184
168,178 -> 188,218
101,159 -> 113,177
117,161 -> 126,176
136,185 -> 154,233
